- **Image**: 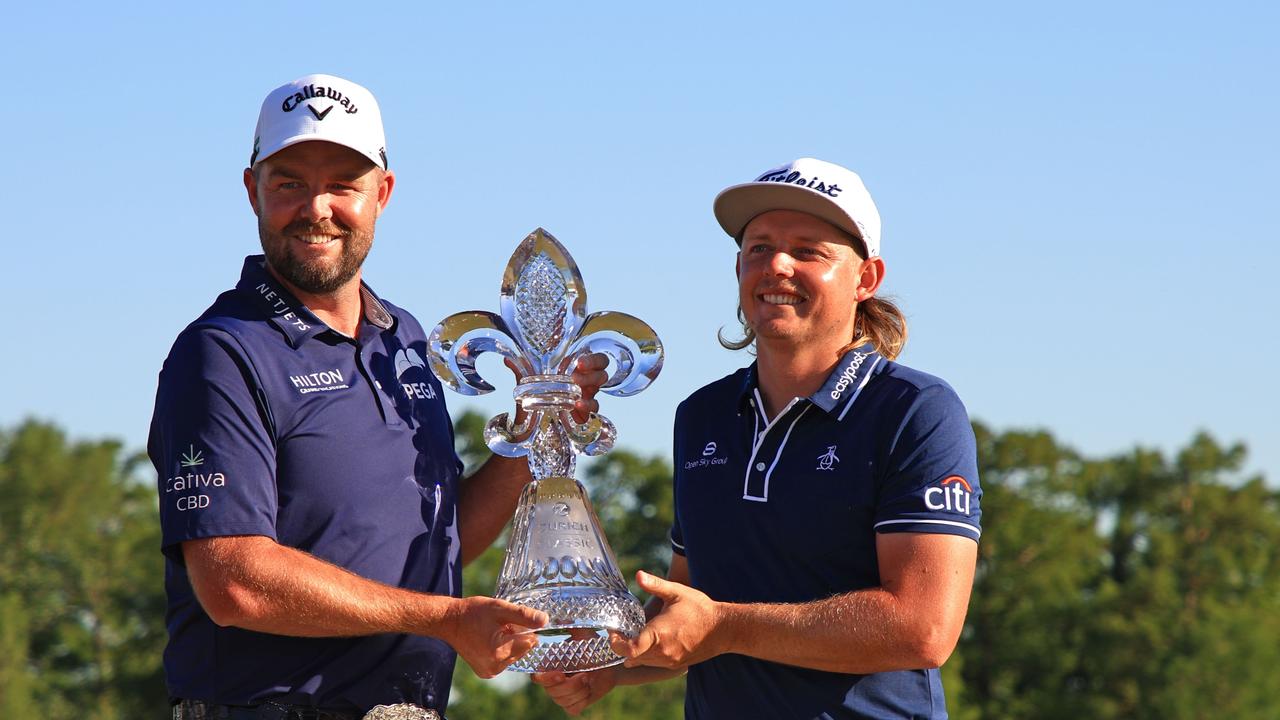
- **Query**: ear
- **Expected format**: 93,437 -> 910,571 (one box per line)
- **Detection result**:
375,170 -> 396,218
855,257 -> 886,302
244,167 -> 261,216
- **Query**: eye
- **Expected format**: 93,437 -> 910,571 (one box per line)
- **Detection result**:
277,181 -> 303,190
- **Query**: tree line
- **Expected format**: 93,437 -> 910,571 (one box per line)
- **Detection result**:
1,413 -> 1276,719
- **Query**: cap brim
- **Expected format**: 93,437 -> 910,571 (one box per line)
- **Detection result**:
713,182 -> 867,256
254,134 -> 384,170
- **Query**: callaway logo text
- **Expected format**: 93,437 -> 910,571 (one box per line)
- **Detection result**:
280,83 -> 359,115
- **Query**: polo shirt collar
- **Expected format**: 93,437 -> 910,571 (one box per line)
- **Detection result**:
810,344 -> 883,416
235,255 -> 397,348
735,344 -> 885,419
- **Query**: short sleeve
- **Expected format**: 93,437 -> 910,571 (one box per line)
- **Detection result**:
669,400 -> 688,557
148,328 -> 280,562
873,383 -> 982,542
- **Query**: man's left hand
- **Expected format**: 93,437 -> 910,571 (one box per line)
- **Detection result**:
609,570 -> 727,670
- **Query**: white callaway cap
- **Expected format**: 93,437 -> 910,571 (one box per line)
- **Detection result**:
713,157 -> 882,258
250,73 -> 388,170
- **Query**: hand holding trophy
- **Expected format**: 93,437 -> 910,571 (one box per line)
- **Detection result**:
426,228 -> 663,672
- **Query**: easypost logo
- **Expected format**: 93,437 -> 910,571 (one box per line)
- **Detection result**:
830,351 -> 870,401
925,475 -> 974,515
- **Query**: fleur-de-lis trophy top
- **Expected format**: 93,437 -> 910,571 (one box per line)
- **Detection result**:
427,228 -> 663,479
426,228 -> 663,673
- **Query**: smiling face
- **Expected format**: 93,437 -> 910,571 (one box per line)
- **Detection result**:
736,209 -> 884,358
244,140 -> 395,297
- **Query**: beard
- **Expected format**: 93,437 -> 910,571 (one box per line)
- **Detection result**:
258,218 -> 373,295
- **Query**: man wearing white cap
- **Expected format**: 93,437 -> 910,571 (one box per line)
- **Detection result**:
149,74 -> 608,719
535,158 -> 982,718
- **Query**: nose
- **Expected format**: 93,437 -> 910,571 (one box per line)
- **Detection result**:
766,250 -> 795,277
300,191 -> 334,223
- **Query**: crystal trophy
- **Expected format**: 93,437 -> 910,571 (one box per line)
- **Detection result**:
426,228 -> 663,672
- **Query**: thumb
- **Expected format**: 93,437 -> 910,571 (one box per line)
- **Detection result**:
636,570 -> 683,601
499,603 -> 548,630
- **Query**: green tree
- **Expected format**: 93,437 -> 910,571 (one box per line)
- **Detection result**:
952,426 -> 1280,720
0,420 -> 168,720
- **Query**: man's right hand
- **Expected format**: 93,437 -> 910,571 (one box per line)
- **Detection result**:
531,667 -> 619,716
442,596 -> 549,678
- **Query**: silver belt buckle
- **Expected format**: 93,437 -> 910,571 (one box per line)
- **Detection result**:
362,704 -> 441,720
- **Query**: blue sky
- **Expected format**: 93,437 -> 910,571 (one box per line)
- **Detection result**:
2,1 -> 1276,483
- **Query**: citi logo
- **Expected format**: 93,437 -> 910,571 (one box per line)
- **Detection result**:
925,475 -> 973,515
829,352 -> 870,400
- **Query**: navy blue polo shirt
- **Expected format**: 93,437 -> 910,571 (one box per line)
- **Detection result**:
148,255 -> 463,714
670,346 -> 981,720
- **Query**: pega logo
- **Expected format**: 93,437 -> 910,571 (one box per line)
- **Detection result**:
394,348 -> 438,401
756,168 -> 843,198
281,83 -> 359,115
925,475 -> 973,515
830,351 -> 870,400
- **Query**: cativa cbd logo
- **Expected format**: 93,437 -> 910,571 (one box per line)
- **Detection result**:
165,445 -> 226,512
925,475 -> 973,515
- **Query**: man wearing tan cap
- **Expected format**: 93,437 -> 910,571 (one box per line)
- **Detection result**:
536,158 -> 982,719
149,74 -> 608,719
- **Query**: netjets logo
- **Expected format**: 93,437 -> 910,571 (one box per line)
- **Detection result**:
394,348 -> 437,401
830,351 -> 870,400
925,475 -> 974,515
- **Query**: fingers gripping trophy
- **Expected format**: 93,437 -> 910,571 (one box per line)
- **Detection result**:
427,229 -> 663,673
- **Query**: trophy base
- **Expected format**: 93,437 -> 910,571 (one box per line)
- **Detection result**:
501,586 -> 645,673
